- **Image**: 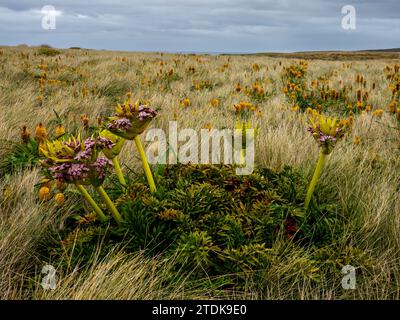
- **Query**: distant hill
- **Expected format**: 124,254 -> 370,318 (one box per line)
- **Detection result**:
224,49 -> 400,61
357,48 -> 400,53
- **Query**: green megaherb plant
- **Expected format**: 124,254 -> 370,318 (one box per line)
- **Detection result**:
104,97 -> 158,192
39,134 -> 122,224
305,113 -> 350,210
43,164 -> 368,291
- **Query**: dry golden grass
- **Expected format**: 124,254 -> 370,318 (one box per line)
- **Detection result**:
32,249 -> 208,300
0,45 -> 399,299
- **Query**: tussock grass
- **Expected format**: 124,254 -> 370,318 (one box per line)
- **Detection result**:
33,248 -> 207,300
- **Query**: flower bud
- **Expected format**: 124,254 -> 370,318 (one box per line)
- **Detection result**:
39,186 -> 51,201
55,124 -> 65,136
54,193 -> 65,206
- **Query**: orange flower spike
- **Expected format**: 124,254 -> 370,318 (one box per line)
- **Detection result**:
80,115 -> 89,129
34,123 -> 47,143
211,98 -> 219,108
21,125 -> 30,144
39,186 -> 51,201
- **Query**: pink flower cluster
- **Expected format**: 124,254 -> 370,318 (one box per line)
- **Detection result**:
46,136 -> 114,184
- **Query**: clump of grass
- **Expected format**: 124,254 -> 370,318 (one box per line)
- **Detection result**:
97,79 -> 132,101
37,45 -> 61,57
0,138 -> 39,177
0,169 -> 63,299
32,248 -> 211,300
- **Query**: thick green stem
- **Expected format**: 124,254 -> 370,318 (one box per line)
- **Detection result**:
134,135 -> 157,193
112,157 -> 126,186
74,183 -> 107,222
304,151 -> 327,210
95,185 -> 123,224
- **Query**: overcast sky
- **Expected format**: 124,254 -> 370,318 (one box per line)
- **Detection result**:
0,0 -> 399,53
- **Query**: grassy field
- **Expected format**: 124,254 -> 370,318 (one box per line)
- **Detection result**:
0,45 -> 399,299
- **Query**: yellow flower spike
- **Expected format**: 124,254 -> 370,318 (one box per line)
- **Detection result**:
292,105 -> 300,112
54,193 -> 65,206
372,109 -> 384,117
55,124 -> 65,136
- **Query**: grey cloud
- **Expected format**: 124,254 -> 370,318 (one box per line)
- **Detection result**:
0,0 -> 398,52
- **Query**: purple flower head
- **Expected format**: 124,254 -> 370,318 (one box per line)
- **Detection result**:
128,104 -> 135,113
54,173 -> 66,183
49,163 -> 71,173
72,138 -> 96,161
138,111 -> 149,121
74,150 -> 91,161
67,163 -> 90,181
65,140 -> 81,152
317,133 -> 336,147
138,105 -> 157,115
137,106 -> 157,121
49,162 -> 91,183
84,138 -> 96,149
97,137 -> 114,149
91,157 -> 111,180
108,118 -> 132,131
